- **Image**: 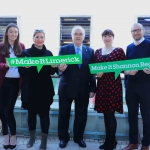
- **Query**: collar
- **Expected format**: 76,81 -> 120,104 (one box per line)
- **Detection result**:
134,37 -> 145,45
74,44 -> 82,51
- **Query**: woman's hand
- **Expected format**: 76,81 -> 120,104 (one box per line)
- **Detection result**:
96,72 -> 103,78
24,66 -> 30,68
51,65 -> 57,68
58,63 -> 68,72
5,61 -> 9,68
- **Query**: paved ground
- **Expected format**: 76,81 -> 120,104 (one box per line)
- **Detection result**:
0,135 -> 146,150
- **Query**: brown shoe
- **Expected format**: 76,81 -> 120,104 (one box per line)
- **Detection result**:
122,144 -> 138,150
141,146 -> 149,150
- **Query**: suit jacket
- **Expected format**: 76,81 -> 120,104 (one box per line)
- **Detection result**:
58,43 -> 96,99
0,43 -> 25,87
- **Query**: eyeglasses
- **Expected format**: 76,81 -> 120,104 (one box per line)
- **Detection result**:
73,33 -> 83,36
33,29 -> 45,35
131,28 -> 142,33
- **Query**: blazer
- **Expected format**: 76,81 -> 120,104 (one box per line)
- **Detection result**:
0,43 -> 25,87
58,43 -> 96,99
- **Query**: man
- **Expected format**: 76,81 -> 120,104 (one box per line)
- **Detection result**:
57,25 -> 96,148
123,23 -> 150,150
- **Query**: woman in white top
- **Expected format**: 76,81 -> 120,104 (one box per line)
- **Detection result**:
0,23 -> 25,149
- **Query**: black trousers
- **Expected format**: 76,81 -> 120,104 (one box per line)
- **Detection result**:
28,110 -> 50,134
0,78 -> 19,135
58,94 -> 89,141
126,81 -> 150,147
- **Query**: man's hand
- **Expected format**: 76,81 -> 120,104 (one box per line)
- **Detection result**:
96,72 -> 103,78
89,92 -> 95,98
58,63 -> 68,72
143,68 -> 150,74
125,70 -> 138,75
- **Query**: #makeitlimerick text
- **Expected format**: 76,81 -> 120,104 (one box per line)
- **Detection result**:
7,54 -> 82,72
8,54 -> 81,66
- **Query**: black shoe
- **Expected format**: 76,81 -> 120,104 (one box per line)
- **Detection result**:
104,145 -> 114,150
99,139 -> 117,149
3,144 -> 10,149
59,140 -> 68,148
74,139 -> 86,148
9,144 -> 16,149
99,142 -> 107,149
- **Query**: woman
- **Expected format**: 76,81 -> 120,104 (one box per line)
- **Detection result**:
18,29 -> 56,150
0,23 -> 25,149
94,29 -> 126,150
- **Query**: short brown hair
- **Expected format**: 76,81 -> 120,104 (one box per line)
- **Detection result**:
101,29 -> 114,37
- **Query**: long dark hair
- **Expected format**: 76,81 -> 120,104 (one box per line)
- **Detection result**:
0,23 -> 22,55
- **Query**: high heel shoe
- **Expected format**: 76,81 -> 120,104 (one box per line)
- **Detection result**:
10,136 -> 17,149
9,144 -> 16,149
3,135 -> 10,149
3,144 -> 10,149
99,138 -> 117,149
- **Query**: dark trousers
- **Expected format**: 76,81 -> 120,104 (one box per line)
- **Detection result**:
126,81 -> 150,147
104,112 -> 117,144
0,78 -> 19,135
58,94 -> 89,141
28,110 -> 50,134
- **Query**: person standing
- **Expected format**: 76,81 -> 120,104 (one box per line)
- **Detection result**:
57,25 -> 96,148
94,29 -> 126,150
18,29 -> 56,150
123,23 -> 150,150
0,23 -> 25,149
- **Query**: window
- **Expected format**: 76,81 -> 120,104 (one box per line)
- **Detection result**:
138,16 -> 150,40
60,17 -> 91,46
0,17 -> 18,42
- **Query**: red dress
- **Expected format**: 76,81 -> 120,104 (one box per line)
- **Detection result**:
94,48 -> 126,113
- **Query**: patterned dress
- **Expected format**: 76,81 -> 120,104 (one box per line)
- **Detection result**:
94,48 -> 126,113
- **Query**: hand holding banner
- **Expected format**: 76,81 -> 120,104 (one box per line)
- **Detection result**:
7,54 -> 82,72
89,57 -> 150,79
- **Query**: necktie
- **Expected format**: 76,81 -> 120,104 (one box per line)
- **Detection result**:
76,47 -> 81,68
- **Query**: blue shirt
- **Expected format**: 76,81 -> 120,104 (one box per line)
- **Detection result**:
74,44 -> 82,59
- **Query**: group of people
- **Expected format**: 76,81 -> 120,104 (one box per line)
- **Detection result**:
0,22 -> 150,150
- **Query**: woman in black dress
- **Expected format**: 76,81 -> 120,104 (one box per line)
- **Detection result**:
18,29 -> 56,150
94,29 -> 126,150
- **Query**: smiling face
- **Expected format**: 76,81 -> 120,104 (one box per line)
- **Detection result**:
131,24 -> 145,41
102,34 -> 114,46
7,27 -> 18,43
33,32 -> 45,49
72,29 -> 85,47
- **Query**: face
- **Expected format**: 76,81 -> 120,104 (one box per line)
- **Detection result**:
131,25 -> 145,41
72,29 -> 84,47
7,27 -> 18,42
102,34 -> 114,46
33,32 -> 45,49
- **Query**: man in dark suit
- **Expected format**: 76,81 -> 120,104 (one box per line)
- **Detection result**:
123,23 -> 150,150
58,25 -> 96,148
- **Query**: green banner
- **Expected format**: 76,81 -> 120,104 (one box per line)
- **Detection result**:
7,54 -> 82,72
89,57 -> 150,79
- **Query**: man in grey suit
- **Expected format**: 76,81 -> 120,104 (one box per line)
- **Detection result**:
58,25 -> 96,148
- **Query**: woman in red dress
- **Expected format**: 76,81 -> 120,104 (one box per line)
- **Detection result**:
94,29 -> 126,150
